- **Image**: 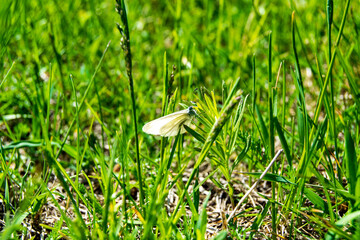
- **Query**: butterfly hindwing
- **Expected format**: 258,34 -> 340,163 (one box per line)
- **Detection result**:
159,115 -> 191,137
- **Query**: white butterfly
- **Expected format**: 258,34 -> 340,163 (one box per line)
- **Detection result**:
142,106 -> 196,137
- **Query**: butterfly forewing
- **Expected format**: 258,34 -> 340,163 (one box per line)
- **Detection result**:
142,109 -> 190,136
159,115 -> 191,137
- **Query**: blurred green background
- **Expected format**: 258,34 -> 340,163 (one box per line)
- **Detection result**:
2,0 -> 357,129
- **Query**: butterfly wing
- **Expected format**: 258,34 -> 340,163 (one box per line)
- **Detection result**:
180,118 -> 193,134
142,109 -> 189,136
159,115 -> 192,137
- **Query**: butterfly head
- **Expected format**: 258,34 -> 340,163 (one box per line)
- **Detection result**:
188,106 -> 197,117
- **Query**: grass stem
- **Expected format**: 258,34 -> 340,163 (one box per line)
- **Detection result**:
116,0 -> 145,210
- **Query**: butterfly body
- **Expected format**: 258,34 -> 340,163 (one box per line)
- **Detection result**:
142,106 -> 196,137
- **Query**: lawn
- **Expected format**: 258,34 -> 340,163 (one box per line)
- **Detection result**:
1,0 -> 359,239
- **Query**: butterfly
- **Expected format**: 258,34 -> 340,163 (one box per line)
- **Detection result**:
142,106 -> 196,137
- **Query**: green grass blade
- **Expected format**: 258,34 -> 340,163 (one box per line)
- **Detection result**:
274,117 -> 292,168
250,201 -> 271,239
255,103 -> 269,147
337,50 -> 360,107
244,172 -> 294,184
303,187 -> 329,215
0,61 -> 15,88
344,125 -> 357,204
195,192 -> 211,239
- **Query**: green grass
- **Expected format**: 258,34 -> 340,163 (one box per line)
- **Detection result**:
1,0 -> 360,239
